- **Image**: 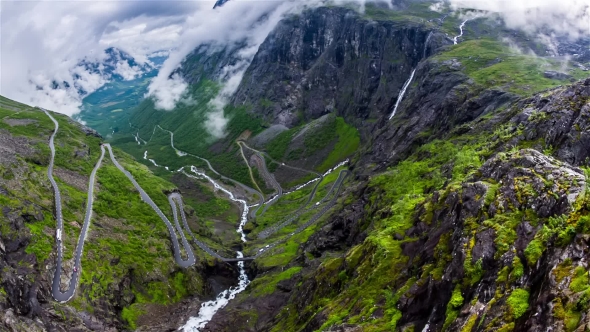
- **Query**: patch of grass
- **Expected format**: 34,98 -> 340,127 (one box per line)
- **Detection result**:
435,39 -> 587,96
121,304 -> 146,330
263,116 -> 359,172
507,288 -> 529,319
303,116 -> 338,157
24,214 -> 54,263
363,2 -> 441,24
524,238 -> 544,266
250,267 -> 302,297
569,266 -> 589,293
318,117 -> 360,172
266,127 -> 299,160
511,256 -> 524,280
483,213 -> 522,258
443,285 -> 464,330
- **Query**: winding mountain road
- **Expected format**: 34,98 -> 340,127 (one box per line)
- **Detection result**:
238,141 -> 326,218
238,141 -> 323,185
252,169 -> 350,256
45,111 -> 350,302
169,193 -> 253,262
257,165 -> 345,240
249,152 -> 282,215
45,109 -> 106,303
104,143 -> 196,267
45,110 -> 200,302
237,140 -> 265,196
153,125 -> 265,218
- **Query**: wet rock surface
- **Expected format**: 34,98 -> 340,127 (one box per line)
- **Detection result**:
508,78 -> 590,166
2,4 -> 590,332
232,7 -> 448,134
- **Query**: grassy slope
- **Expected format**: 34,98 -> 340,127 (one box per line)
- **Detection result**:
111,78 -> 267,187
246,165 -> 347,245
263,115 -> 360,173
434,39 -> 588,96
252,96 -> 590,331
0,97 -> 208,329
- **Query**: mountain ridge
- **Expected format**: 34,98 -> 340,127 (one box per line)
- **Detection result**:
2,1 -> 590,331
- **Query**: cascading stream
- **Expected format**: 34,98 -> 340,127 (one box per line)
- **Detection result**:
180,167 -> 252,331
129,123 -> 350,331
453,19 -> 470,44
389,31 -> 432,120
181,252 -> 250,331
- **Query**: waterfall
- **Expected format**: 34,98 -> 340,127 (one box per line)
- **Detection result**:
389,31 -> 432,120
181,252 -> 249,331
388,68 -> 417,120
453,19 -> 470,45
423,31 -> 433,58
180,167 -> 251,331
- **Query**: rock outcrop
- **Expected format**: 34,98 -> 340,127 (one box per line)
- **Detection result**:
232,7 -> 448,132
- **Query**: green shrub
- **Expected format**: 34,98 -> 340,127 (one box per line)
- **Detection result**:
507,288 -> 530,319
511,257 -> 524,280
524,238 -> 543,265
121,304 -> 146,329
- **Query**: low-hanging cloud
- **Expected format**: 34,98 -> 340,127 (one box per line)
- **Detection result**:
448,0 -> 590,40
1,0 -> 386,126
146,73 -> 189,110
0,1 -> 202,115
148,0 -> 386,138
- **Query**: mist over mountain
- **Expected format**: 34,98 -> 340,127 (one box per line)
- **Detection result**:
214,0 -> 231,9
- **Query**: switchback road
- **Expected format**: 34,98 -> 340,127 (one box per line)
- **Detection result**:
45,111 -> 350,302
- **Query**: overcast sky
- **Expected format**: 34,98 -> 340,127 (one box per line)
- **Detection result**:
449,0 -> 590,39
0,0 -> 379,116
0,0 -> 211,115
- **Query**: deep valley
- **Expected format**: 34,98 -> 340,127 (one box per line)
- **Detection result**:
1,1 -> 590,331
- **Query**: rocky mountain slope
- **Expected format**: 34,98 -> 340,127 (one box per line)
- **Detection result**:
203,75 -> 590,332
165,5 -> 590,332
3,2 -> 590,332
0,96 -> 242,331
102,4 -> 590,331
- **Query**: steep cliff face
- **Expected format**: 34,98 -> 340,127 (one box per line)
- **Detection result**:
231,7 -> 447,132
367,55 -> 519,171
204,70 -> 590,330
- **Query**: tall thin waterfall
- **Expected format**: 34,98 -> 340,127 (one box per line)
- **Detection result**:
389,31 -> 432,120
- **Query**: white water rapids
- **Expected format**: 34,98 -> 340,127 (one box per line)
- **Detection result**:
134,127 -> 348,330
181,252 -> 249,331
180,166 -> 251,331
143,150 -> 161,167
187,166 -> 249,243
